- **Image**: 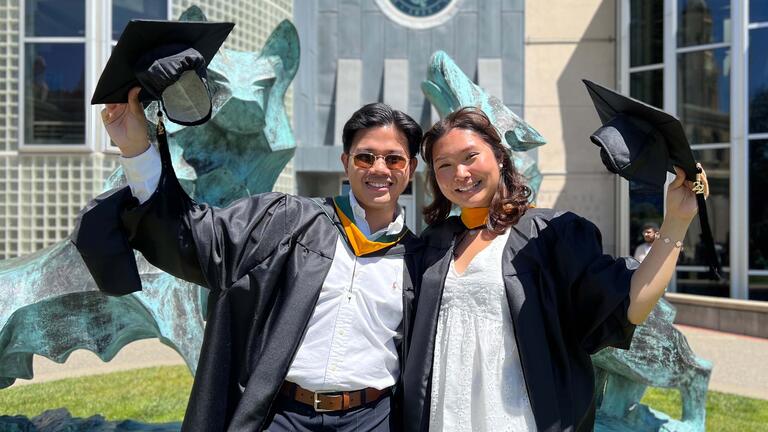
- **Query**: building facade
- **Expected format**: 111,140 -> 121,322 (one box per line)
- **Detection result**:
619,0 -> 767,300
0,0 -> 294,260
291,0 -> 526,233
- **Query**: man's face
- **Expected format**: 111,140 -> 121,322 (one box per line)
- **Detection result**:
341,125 -> 417,213
643,228 -> 658,243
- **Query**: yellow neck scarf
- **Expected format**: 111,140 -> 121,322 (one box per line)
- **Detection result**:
460,207 -> 489,230
333,196 -> 405,256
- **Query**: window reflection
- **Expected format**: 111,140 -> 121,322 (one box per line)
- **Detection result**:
630,0 -> 663,67
749,140 -> 768,271
677,0 -> 731,47
112,0 -> 168,40
629,182 -> 664,257
679,148 -> 730,268
630,69 -> 663,109
24,44 -> 85,145
25,0 -> 85,37
676,148 -> 730,297
749,28 -> 768,134
751,2 -> 768,24
750,275 -> 768,301
678,48 -> 730,144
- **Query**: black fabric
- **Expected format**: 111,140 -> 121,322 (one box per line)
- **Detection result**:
135,46 -> 206,99
72,162 -> 422,431
583,79 -> 697,182
91,20 -> 234,104
583,79 -> 721,280
403,210 -> 638,432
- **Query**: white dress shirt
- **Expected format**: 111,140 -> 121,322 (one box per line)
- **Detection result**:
121,146 -> 406,391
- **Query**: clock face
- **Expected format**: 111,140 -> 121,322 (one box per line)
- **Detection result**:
390,0 -> 454,17
377,0 -> 460,29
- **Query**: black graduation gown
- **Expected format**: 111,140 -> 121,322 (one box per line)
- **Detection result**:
403,209 -> 638,432
72,161 -> 421,432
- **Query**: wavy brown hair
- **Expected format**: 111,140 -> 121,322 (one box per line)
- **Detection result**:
421,107 -> 531,234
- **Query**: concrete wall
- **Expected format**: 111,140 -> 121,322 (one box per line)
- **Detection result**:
667,293 -> 768,339
293,0 -> 525,169
524,0 -> 619,252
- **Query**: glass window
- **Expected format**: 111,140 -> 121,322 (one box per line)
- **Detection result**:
25,0 -> 85,37
678,148 -> 730,267
630,0 -> 663,67
749,140 -> 768,270
676,148 -> 730,297
677,0 -> 731,47
751,2 -> 768,24
750,275 -> 768,301
24,43 -> 85,145
112,0 -> 168,40
749,28 -> 768,134
629,181 -> 664,257
630,69 -> 664,109
677,47 -> 730,144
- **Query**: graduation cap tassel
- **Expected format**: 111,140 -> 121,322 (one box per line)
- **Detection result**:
694,170 -> 722,281
155,110 -> 173,172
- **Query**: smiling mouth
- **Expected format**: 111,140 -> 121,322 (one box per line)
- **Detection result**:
366,180 -> 393,189
455,180 -> 481,193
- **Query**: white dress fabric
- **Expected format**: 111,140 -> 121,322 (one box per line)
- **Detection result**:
429,230 -> 537,432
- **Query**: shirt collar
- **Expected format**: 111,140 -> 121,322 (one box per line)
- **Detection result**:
348,192 -> 404,239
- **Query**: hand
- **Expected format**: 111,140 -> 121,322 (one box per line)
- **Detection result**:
665,164 -> 709,223
100,87 -> 150,157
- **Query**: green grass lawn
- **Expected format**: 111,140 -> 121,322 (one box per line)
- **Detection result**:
1,365 -> 767,431
0,366 -> 192,423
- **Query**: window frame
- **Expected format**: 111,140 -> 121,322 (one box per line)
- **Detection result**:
620,0 -> 752,298
18,0 -> 170,154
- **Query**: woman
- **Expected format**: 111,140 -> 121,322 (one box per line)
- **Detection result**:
403,108 -> 707,432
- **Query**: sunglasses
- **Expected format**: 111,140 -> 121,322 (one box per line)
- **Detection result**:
351,152 -> 409,170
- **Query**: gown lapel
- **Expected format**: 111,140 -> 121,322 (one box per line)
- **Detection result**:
503,221 -> 562,432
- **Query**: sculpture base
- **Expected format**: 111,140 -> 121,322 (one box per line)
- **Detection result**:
0,409 -> 180,432
596,404 -> 702,432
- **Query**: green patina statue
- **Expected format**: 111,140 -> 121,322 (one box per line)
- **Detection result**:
422,50 -> 546,196
421,50 -> 712,432
0,6 -> 299,393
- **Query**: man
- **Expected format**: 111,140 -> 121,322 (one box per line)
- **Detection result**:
81,87 -> 422,431
634,222 -> 659,263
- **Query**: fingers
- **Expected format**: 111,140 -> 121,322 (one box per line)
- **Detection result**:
101,104 -> 126,125
670,166 -> 686,189
127,87 -> 143,115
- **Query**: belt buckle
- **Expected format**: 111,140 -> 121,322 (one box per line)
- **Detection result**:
313,391 -> 333,413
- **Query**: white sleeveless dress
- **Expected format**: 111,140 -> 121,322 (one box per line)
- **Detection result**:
429,230 -> 537,432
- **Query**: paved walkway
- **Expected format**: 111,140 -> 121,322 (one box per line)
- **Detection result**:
677,324 -> 768,400
9,326 -> 768,401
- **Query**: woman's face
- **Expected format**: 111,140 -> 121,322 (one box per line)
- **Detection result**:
431,128 -> 501,209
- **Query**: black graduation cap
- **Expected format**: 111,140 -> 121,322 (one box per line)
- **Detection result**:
583,79 -> 722,280
91,19 -> 234,126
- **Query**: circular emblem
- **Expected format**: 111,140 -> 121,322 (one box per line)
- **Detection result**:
376,0 -> 461,29
390,0 -> 453,17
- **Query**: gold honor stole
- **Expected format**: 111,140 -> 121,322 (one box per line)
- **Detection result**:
460,207 -> 489,230
333,195 -> 406,257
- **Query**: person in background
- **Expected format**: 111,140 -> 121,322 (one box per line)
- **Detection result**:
634,222 -> 660,263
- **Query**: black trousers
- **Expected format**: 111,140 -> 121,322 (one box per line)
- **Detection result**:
263,393 -> 392,431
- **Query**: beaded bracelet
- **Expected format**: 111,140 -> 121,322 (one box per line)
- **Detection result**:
654,232 -> 683,250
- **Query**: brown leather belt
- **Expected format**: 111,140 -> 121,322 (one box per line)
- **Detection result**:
279,381 -> 390,412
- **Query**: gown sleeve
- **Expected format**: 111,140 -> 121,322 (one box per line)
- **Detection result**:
73,158 -> 290,295
552,213 -> 639,353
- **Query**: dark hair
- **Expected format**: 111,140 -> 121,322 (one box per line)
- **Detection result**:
421,107 -> 532,234
342,103 -> 422,157
642,222 -> 660,231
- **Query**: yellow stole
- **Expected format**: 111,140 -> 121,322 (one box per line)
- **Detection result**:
333,195 -> 405,256
460,207 -> 489,229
